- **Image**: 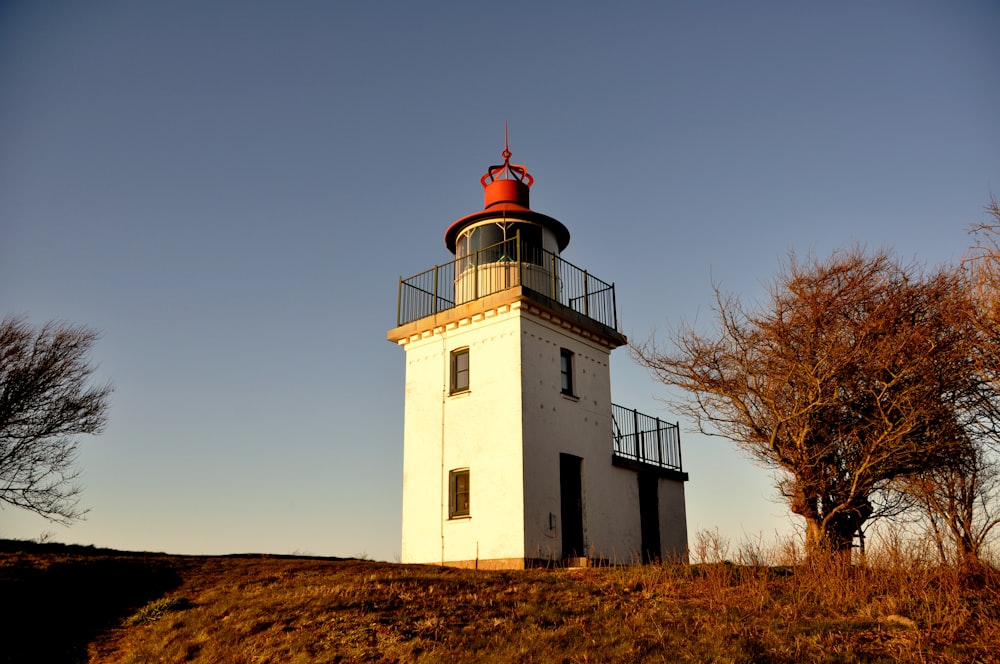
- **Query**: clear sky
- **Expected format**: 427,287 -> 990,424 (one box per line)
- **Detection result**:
2,1 -> 998,559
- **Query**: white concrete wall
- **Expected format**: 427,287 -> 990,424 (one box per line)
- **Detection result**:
399,334 -> 445,564
598,468 -> 645,563
518,317 -> 649,563
399,308 -> 526,564
659,479 -> 689,562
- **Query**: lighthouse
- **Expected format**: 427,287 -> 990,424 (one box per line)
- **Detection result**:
388,138 -> 688,568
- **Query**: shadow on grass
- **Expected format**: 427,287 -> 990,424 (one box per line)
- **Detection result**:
0,540 -> 183,664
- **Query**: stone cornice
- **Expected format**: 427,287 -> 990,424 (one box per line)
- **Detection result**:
387,286 -> 627,349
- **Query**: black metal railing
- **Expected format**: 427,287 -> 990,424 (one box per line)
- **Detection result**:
611,403 -> 683,473
395,264 -> 456,328
396,235 -> 618,331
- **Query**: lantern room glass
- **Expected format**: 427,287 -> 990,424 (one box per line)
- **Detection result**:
455,221 -> 544,272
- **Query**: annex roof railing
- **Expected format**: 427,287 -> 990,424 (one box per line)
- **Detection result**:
611,403 -> 684,475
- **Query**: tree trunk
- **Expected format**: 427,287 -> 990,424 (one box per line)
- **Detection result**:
803,515 -> 856,563
804,517 -> 825,559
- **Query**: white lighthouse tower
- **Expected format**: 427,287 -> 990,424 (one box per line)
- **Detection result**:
388,139 -> 688,568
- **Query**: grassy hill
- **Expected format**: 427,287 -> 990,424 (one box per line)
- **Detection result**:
2,539 -> 998,663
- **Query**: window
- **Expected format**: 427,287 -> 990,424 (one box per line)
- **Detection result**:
560,348 -> 575,396
507,222 -> 543,265
450,348 -> 469,394
455,221 -> 545,269
449,469 -> 470,518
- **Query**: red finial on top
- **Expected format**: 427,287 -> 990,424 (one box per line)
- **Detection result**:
502,120 -> 511,161
481,122 -> 534,188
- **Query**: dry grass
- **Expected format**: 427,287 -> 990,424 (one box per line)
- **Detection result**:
2,538 -> 999,663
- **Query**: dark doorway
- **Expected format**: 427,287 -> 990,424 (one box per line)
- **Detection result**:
560,454 -> 584,559
638,473 -> 661,563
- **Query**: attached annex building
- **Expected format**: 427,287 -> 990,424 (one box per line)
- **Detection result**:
388,141 -> 688,568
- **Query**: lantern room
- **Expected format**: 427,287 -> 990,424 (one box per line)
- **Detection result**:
444,141 -> 571,305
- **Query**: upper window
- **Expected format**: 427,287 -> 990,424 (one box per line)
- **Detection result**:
508,222 -> 543,265
560,348 -> 575,396
455,221 -> 545,270
450,348 -> 470,394
449,468 -> 470,518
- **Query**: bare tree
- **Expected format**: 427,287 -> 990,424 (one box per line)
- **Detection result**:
965,194 -> 1000,318
900,448 -> 1000,565
964,196 -> 1000,412
901,195 -> 1000,565
633,247 -> 980,557
891,317 -> 1000,566
0,316 -> 112,524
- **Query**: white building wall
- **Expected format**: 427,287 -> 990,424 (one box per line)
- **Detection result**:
598,468 -> 644,563
399,335 -> 445,564
519,316 -> 646,563
659,479 -> 689,561
399,309 -> 527,565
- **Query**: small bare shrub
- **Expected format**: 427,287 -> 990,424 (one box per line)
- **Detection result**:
125,596 -> 193,626
735,533 -> 771,567
691,527 -> 729,564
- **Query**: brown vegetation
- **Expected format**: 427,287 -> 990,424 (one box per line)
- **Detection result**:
2,539 -> 998,663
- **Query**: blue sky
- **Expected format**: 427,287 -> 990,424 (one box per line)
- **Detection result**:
2,1 -> 998,559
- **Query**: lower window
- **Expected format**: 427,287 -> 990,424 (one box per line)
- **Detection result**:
449,468 -> 470,518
